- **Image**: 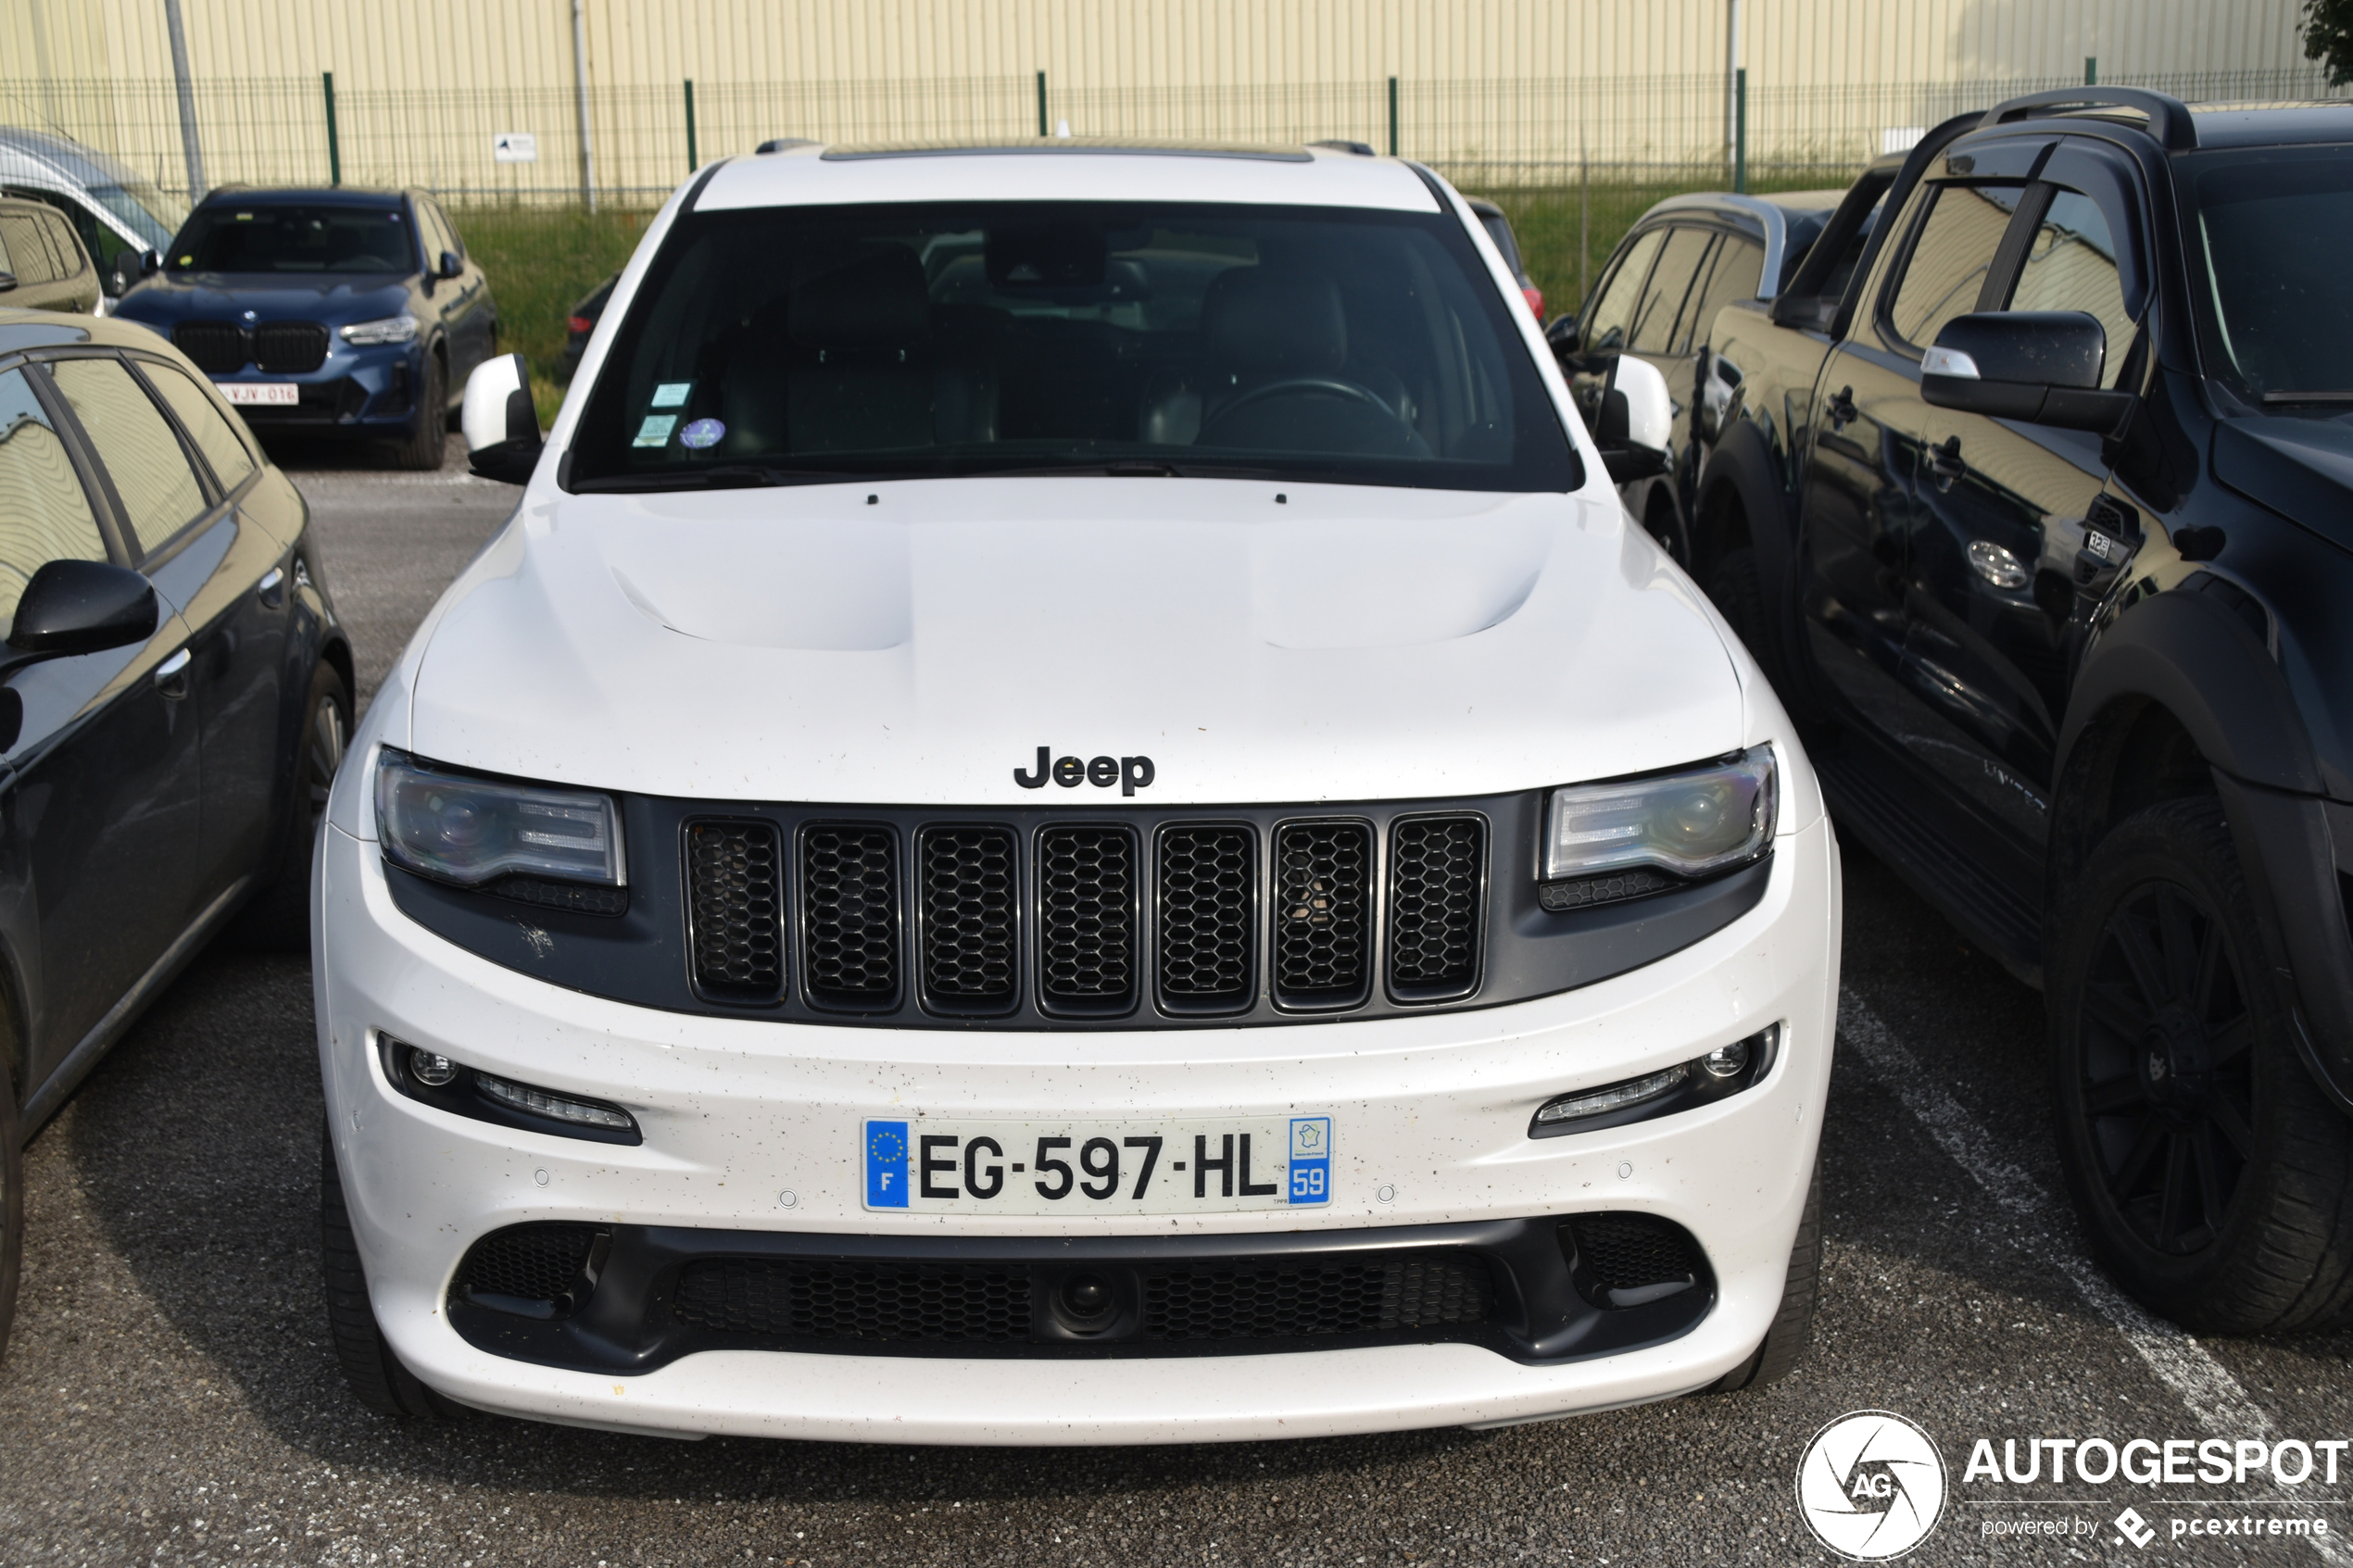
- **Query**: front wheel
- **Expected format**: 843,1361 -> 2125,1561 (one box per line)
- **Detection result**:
2050,797 -> 2353,1333
0,1053 -> 21,1367
1700,1151 -> 1820,1393
321,1126 -> 462,1419
393,354 -> 446,470
232,659 -> 351,951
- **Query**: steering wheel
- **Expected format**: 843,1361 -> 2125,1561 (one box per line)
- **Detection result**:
1198,375 -> 1414,444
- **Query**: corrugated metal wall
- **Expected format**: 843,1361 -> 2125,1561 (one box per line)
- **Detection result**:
0,1 -> 2325,201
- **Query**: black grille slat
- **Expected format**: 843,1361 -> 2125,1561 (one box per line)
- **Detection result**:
672,1260 -> 1030,1343
687,819 -> 784,1002
801,825 -> 900,1007
1143,1253 -> 1493,1340
456,1223 -> 598,1305
1272,822 -> 1371,1007
172,321 -> 247,373
253,320 -> 329,373
918,826 -> 1018,1010
1157,826 -> 1254,1011
1567,1213 -> 1703,1294
1038,824 -> 1137,1011
1388,815 -> 1486,998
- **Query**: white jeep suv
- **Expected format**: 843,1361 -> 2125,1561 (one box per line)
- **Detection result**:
313,138 -> 1839,1444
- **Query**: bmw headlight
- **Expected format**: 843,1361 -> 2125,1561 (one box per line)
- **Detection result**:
1543,745 -> 1777,883
339,312 -> 419,345
375,749 -> 624,890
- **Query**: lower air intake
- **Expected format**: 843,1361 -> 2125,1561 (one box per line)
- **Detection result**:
686,819 -> 783,1002
1272,821 -> 1371,1007
671,1259 -> 1031,1343
454,1223 -> 600,1314
1563,1212 -> 1704,1308
801,825 -> 899,1008
1143,1252 -> 1493,1340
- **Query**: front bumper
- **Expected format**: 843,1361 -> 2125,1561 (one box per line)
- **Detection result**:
315,810 -> 1840,1443
209,343 -> 425,433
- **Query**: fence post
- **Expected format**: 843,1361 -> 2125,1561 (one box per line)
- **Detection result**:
1387,76 -> 1399,157
2084,56 -> 2098,85
685,79 -> 698,172
1579,154 -> 1590,307
322,72 -> 341,187
572,0 -> 598,213
1038,72 -> 1049,138
1733,67 -> 1747,194
164,0 -> 206,199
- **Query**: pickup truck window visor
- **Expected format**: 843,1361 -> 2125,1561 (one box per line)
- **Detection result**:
567,199 -> 1579,493
2180,148 -> 2353,403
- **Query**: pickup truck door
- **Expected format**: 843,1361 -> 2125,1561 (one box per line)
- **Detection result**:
1901,171 -> 2140,846
1796,178 -> 2026,758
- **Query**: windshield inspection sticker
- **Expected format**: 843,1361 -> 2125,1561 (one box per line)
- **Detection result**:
679,417 -> 725,449
632,414 -> 677,448
650,381 -> 693,408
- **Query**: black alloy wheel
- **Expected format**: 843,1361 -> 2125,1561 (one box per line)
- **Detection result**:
2051,797 -> 2353,1333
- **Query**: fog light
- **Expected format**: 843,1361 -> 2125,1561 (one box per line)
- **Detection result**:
1534,1064 -> 1689,1126
408,1047 -> 458,1086
475,1071 -> 636,1133
1700,1039 -> 1750,1079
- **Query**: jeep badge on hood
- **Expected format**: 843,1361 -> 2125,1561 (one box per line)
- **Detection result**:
1015,746 -> 1155,796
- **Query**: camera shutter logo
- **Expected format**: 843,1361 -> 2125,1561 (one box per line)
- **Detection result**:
1796,1411 -> 1948,1560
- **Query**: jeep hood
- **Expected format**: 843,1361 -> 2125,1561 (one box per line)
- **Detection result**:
402,478 -> 1745,805
2214,413 -> 2353,556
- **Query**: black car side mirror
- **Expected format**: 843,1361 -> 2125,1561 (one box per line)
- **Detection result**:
7,559 -> 158,659
1922,311 -> 2138,433
1545,314 -> 1582,361
439,249 -> 463,280
462,353 -> 544,484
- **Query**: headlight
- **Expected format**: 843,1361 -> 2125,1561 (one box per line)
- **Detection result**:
1543,744 -> 1776,883
375,749 -> 624,889
339,312 -> 418,345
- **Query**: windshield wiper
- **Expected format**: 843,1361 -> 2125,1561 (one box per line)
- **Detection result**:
571,465 -> 875,492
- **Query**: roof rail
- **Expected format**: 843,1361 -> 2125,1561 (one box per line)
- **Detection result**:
1309,139 -> 1377,157
1983,85 -> 2196,150
754,137 -> 819,155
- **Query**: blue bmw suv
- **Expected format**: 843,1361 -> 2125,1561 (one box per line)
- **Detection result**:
113,186 -> 497,468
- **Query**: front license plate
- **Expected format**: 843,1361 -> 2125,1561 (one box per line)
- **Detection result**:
220,383 -> 298,406
862,1117 -> 1333,1215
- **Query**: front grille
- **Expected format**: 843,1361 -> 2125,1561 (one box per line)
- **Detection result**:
1565,1212 -> 1703,1298
801,825 -> 899,1007
671,1259 -> 1031,1343
253,320 -> 329,373
1157,825 -> 1253,1011
1143,1252 -> 1494,1341
687,819 -> 784,1002
1388,815 -> 1485,997
172,321 -> 246,373
1272,821 -> 1372,1007
456,1223 -> 598,1306
918,826 -> 1017,1010
1038,824 -> 1137,1012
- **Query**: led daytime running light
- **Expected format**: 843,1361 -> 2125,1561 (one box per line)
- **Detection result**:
474,1071 -> 636,1131
1535,1064 -> 1689,1124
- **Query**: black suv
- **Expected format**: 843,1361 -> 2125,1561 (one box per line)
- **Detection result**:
1684,89 -> 2353,1333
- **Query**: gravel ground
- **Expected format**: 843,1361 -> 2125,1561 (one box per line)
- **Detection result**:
2,436 -> 2349,1566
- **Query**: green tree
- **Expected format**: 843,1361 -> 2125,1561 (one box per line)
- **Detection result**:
2305,0 -> 2353,86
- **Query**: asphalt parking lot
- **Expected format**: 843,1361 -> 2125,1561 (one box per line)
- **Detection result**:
2,437 -> 2348,1567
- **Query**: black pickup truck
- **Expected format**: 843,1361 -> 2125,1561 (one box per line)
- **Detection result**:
1682,87 -> 2353,1334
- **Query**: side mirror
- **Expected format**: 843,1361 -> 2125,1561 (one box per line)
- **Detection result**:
1544,314 -> 1582,361
107,250 -> 147,296
0,271 -> 16,294
8,559 -> 158,658
1922,310 -> 2137,433
439,249 -> 463,280
1594,355 -> 1673,483
462,352 -> 544,484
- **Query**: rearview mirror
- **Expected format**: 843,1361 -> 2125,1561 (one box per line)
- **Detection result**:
1594,355 -> 1672,483
1922,311 -> 2137,433
7,559 -> 157,658
462,352 -> 544,484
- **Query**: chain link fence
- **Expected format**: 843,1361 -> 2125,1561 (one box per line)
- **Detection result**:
4,67 -> 2340,389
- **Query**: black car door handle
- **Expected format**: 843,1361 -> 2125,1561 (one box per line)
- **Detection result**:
1827,386 -> 1857,427
154,647 -> 192,699
1930,436 -> 1966,482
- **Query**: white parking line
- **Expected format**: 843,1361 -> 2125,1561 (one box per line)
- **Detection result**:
1838,995 -> 2353,1562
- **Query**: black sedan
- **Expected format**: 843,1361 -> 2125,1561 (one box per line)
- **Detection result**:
112,187 -> 497,469
0,307 -> 350,1357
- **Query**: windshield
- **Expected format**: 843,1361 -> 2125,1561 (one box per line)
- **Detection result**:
569,199 -> 1579,492
2182,147 -> 2353,401
87,175 -> 183,251
167,203 -> 414,274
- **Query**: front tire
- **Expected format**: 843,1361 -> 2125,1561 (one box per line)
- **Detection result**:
2050,797 -> 2353,1333
0,1053 -> 22,1366
232,659 -> 351,951
393,354 -> 446,470
1701,1151 -> 1820,1393
321,1127 -> 461,1418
